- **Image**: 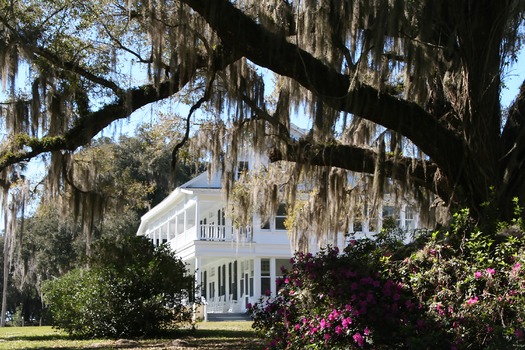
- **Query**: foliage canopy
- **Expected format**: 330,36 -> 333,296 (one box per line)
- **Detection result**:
0,1 -> 524,244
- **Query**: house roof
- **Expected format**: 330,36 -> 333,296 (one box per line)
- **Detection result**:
136,170 -> 222,236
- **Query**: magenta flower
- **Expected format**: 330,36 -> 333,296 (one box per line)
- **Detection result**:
335,325 -> 343,335
353,333 -> 365,347
516,328 -> 524,339
342,317 -> 352,328
474,271 -> 483,279
363,327 -> 370,336
467,296 -> 479,305
324,333 -> 331,341
328,309 -> 339,321
486,267 -> 495,276
319,318 -> 328,330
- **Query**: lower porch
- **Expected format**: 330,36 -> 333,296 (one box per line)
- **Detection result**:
192,255 -> 293,316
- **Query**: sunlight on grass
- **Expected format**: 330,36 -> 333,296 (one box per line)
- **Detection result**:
0,326 -> 113,349
0,322 -> 261,350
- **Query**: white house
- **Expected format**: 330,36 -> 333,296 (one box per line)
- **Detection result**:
136,166 -> 295,314
136,163 -> 424,316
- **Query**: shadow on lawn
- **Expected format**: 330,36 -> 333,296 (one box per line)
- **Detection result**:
1,329 -> 265,350
1,333 -> 69,342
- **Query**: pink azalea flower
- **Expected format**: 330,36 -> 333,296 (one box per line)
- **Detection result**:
516,328 -> 524,339
342,317 -> 352,328
363,327 -> 370,336
324,333 -> 331,341
467,296 -> 479,305
335,325 -> 343,335
353,333 -> 365,347
328,309 -> 339,321
474,271 -> 483,279
319,318 -> 328,330
486,267 -> 496,276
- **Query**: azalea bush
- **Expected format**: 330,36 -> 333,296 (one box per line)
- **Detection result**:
250,201 -> 525,349
399,207 -> 525,349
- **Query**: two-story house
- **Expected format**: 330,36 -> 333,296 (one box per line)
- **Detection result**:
136,164 -> 423,316
136,165 -> 295,315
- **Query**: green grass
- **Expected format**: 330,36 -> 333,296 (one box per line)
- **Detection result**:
0,322 -> 264,349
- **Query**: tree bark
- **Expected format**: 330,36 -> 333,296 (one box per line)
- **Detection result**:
180,0 -> 465,197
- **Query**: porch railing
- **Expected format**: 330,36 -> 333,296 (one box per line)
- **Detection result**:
198,224 -> 253,242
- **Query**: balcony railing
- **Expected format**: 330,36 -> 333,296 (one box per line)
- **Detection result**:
198,224 -> 253,242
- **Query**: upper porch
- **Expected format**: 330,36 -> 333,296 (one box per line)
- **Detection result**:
136,181 -> 290,257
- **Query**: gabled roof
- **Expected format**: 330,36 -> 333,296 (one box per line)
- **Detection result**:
180,170 -> 222,189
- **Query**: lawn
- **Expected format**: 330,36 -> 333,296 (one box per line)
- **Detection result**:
0,322 -> 264,350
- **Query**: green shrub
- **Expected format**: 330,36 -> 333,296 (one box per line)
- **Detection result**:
43,236 -> 194,338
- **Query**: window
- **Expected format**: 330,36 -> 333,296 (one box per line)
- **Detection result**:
222,264 -> 226,296
275,259 -> 292,275
261,259 -> 271,295
209,282 -> 215,299
353,221 -> 363,232
369,218 -> 378,232
405,207 -> 415,230
237,161 -> 249,179
382,206 -> 398,229
276,259 -> 292,292
232,261 -> 238,300
261,218 -> 270,230
261,259 -> 270,276
218,266 -> 222,296
275,204 -> 287,230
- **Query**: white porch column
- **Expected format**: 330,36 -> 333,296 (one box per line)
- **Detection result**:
195,200 -> 200,240
183,206 -> 187,234
254,257 -> 261,299
237,261 -> 242,301
193,257 -> 202,322
378,205 -> 384,232
195,257 -> 201,296
400,204 -> 407,229
270,258 -> 276,295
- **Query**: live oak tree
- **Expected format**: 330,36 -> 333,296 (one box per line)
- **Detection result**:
0,1 -> 524,248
